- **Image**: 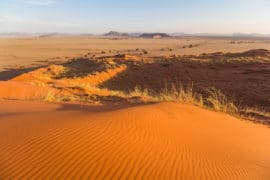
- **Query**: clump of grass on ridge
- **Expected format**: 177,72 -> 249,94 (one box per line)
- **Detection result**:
156,83 -> 203,106
43,82 -> 269,124
205,87 -> 238,115
127,83 -> 238,116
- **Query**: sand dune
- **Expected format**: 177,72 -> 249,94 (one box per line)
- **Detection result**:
0,81 -> 53,100
0,100 -> 270,179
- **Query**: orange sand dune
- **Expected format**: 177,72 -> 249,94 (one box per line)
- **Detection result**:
0,62 -> 127,100
0,100 -> 270,179
11,64 -> 127,86
0,81 -> 53,100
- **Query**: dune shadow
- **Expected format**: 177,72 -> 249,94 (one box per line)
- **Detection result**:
54,101 -> 154,113
0,98 -> 155,118
0,66 -> 46,81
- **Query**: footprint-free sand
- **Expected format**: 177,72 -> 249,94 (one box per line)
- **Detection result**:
1,100 -> 269,179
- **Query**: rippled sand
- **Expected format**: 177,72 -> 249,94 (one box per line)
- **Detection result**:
1,100 -> 270,179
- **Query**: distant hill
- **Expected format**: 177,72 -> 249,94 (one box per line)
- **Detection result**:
140,33 -> 171,38
103,31 -> 129,37
38,33 -> 66,38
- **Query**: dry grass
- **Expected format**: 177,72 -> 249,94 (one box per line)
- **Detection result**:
240,107 -> 270,122
244,107 -> 270,117
41,80 -> 267,124
44,91 -> 77,103
38,69 -> 270,124
127,84 -> 202,104
127,84 -> 236,114
205,87 -> 238,114
128,86 -> 153,102
43,82 -> 238,114
126,84 -> 245,118
39,82 -> 269,126
156,83 -> 203,106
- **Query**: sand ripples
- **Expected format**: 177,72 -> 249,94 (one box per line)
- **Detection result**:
1,102 -> 270,179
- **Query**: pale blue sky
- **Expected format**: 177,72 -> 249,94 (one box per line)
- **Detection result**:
0,0 -> 269,34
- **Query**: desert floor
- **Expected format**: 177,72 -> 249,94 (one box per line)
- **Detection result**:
1,100 -> 270,179
0,37 -> 270,179
1,37 -> 270,68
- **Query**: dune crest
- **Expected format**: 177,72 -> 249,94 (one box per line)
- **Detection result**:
0,100 -> 270,179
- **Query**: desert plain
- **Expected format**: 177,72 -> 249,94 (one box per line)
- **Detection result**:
0,37 -> 270,179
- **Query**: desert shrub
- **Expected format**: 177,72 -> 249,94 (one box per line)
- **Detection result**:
205,87 -> 238,114
127,84 -> 239,116
44,91 -> 77,103
129,85 -> 151,98
128,85 -> 155,103
239,106 -> 270,122
157,83 -> 203,106
161,63 -> 171,67
127,83 -> 203,106
142,49 -> 148,54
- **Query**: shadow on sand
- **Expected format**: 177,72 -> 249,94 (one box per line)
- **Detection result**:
0,66 -> 46,81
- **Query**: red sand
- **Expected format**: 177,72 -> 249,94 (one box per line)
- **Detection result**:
0,100 -> 270,179
0,81 -> 52,100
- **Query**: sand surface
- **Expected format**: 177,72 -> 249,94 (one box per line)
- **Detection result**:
0,100 -> 270,179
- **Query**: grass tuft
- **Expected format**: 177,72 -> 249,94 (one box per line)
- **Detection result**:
205,87 -> 238,114
42,82 -> 268,124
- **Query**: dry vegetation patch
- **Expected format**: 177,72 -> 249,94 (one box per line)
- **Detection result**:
1,49 -> 270,125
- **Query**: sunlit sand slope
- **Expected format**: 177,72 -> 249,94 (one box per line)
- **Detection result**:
0,100 -> 270,179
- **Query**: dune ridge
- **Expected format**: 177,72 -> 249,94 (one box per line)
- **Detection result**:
0,100 -> 270,179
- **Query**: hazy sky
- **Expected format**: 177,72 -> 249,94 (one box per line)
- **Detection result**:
0,0 -> 270,34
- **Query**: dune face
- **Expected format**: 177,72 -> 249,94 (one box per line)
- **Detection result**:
0,100 -> 270,179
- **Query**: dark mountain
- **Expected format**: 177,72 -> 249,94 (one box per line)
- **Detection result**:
140,33 -> 171,38
103,31 -> 129,37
